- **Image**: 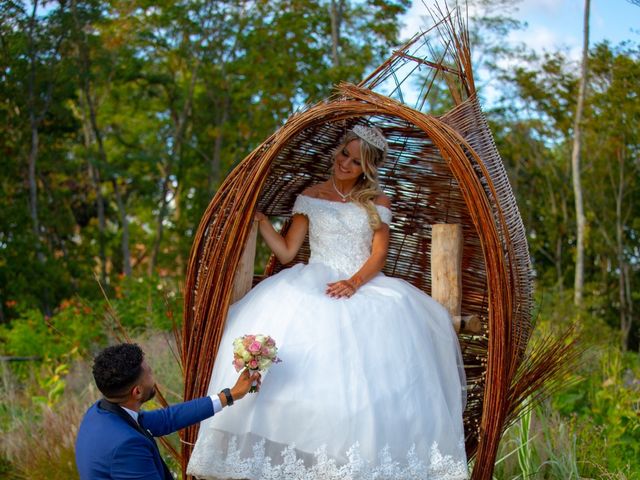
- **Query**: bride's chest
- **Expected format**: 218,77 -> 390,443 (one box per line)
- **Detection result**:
308,203 -> 370,237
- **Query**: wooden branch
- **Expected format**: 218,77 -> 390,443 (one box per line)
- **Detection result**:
393,51 -> 462,76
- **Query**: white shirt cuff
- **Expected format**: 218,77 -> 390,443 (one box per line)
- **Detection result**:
209,394 -> 223,414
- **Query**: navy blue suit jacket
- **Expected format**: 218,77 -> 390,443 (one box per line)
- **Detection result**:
75,397 -> 214,479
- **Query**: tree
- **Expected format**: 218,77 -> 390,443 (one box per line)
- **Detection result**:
571,0 -> 590,308
0,1 -> 79,315
583,43 -> 640,350
69,0 -> 119,280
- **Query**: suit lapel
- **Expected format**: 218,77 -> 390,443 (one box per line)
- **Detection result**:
97,399 -> 143,433
97,399 -> 173,480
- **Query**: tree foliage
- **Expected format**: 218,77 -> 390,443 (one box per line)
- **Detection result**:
0,0 -> 409,321
491,41 -> 640,349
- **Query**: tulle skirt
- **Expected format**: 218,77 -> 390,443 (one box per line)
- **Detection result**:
187,262 -> 468,480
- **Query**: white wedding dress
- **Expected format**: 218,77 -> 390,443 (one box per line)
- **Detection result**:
187,195 -> 468,480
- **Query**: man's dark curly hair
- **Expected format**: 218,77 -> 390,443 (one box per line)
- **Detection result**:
92,343 -> 145,397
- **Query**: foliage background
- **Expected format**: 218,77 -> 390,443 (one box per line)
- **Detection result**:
0,0 -> 638,478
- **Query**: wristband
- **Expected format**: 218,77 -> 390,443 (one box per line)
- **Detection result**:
221,388 -> 234,406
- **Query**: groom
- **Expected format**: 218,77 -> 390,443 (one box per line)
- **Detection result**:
75,343 -> 259,480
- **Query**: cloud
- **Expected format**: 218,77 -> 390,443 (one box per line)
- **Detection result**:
400,2 -> 429,40
508,20 -> 582,61
511,25 -> 564,51
519,0 -> 565,14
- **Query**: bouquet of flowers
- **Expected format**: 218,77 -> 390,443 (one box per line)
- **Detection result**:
233,334 -> 281,392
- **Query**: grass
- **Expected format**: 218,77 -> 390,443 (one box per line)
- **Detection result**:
492,347 -> 640,480
0,359 -> 90,480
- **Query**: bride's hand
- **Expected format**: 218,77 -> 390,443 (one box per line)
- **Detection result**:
254,211 -> 268,223
326,279 -> 357,298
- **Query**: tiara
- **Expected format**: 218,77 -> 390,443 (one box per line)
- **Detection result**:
352,125 -> 388,152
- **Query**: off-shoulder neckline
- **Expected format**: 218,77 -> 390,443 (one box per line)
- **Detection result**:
297,194 -> 392,213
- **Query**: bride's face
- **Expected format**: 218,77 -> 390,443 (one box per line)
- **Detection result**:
333,139 -> 364,182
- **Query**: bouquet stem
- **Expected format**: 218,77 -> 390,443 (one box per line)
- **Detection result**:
249,369 -> 259,393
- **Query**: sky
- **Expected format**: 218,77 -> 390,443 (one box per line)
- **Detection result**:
402,0 -> 639,60
396,0 -> 638,106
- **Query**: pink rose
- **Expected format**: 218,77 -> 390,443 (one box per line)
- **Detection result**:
261,347 -> 270,356
248,359 -> 258,369
266,337 -> 276,347
233,358 -> 245,372
248,341 -> 262,354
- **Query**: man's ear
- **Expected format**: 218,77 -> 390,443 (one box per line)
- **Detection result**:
131,384 -> 142,400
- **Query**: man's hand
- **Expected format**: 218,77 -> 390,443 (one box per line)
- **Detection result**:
231,369 -> 261,401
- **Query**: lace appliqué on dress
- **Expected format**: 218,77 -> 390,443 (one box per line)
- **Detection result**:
187,435 -> 468,480
291,195 -> 392,277
292,195 -> 392,225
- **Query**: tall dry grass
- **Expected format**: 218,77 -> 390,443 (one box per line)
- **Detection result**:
492,402 -> 636,480
0,359 -> 93,479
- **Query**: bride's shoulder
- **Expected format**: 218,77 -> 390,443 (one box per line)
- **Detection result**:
374,193 -> 391,209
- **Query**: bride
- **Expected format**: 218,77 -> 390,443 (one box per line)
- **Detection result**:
187,125 -> 468,479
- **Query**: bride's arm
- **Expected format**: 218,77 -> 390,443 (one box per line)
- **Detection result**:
326,196 -> 391,298
255,212 -> 309,265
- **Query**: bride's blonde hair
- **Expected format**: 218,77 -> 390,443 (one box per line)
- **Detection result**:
332,128 -> 387,230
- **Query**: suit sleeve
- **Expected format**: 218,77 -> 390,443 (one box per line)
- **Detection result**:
139,396 -> 215,437
110,436 -> 163,480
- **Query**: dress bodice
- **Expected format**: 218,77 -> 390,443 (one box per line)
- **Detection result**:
292,195 -> 392,277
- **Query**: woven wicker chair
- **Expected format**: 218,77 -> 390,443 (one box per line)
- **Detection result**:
178,12 -> 570,480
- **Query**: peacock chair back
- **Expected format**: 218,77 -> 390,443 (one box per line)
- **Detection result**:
180,10 -> 569,480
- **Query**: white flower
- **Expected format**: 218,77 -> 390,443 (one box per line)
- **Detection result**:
259,357 -> 272,370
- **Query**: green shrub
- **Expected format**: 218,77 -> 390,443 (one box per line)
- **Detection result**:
0,275 -> 182,365
0,300 -> 103,363
552,348 -> 640,477
494,290 -> 640,479
108,275 -> 182,332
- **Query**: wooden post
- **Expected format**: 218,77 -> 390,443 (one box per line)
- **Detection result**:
231,222 -> 259,304
432,224 -> 463,322
431,224 -> 481,333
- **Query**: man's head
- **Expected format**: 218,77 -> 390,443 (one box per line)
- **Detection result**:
92,343 -> 156,404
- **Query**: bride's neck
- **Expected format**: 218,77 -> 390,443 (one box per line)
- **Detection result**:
332,177 -> 357,194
